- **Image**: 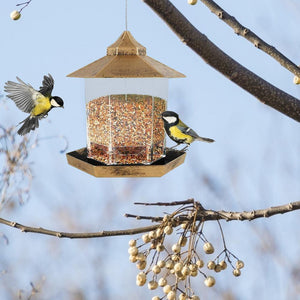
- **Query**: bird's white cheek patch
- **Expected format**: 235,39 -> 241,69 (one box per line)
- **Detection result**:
51,99 -> 60,107
163,116 -> 177,124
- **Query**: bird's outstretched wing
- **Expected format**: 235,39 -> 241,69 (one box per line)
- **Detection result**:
39,74 -> 54,97
4,77 -> 37,113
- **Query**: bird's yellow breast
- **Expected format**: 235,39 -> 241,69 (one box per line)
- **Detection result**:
31,96 -> 51,116
169,126 -> 194,144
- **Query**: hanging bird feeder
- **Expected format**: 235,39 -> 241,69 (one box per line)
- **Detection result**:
66,31 -> 186,177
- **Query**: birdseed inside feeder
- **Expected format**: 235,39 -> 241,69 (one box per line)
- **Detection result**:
66,31 -> 186,177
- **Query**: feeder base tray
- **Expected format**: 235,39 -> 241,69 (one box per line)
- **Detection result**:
66,148 -> 186,177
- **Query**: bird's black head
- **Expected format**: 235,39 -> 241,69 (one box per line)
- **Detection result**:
50,96 -> 64,108
161,111 -> 179,126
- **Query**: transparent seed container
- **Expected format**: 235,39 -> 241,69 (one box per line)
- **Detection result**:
85,78 -> 167,165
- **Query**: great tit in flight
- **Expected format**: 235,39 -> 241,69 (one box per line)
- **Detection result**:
4,74 -> 64,135
162,111 -> 214,151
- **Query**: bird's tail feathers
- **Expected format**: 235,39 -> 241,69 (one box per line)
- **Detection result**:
17,115 -> 39,136
195,136 -> 215,143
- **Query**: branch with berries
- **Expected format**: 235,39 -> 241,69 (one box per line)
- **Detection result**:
10,0 -> 33,20
1,199 -> 299,298
0,199 -> 299,239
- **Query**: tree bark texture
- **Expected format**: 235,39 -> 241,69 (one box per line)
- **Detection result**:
143,0 -> 300,122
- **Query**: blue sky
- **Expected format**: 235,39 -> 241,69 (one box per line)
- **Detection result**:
0,0 -> 300,299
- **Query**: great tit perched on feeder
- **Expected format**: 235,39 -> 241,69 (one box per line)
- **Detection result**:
4,74 -> 64,135
161,111 -> 215,151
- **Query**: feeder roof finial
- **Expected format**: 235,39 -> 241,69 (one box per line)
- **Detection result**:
107,31 -> 146,56
67,30 -> 185,78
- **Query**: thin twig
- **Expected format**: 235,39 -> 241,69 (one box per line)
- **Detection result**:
199,0 -> 300,77
134,199 -> 195,206
16,0 -> 32,13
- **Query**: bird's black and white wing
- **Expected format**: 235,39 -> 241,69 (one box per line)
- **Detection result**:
4,77 -> 37,113
39,74 -> 54,97
178,120 -> 214,143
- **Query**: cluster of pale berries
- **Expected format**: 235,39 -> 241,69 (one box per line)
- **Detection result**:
128,217 -> 244,300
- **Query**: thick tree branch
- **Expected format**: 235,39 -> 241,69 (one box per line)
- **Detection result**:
0,200 -> 299,239
200,0 -> 300,78
142,0 -> 300,122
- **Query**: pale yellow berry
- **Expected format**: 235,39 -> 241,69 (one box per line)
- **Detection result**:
152,265 -> 161,274
10,10 -> 21,20
178,236 -> 187,247
136,279 -> 145,286
233,268 -> 241,277
150,242 -> 157,249
152,297 -> 160,300
163,284 -> 172,294
189,264 -> 198,272
166,260 -> 174,269
136,272 -> 147,286
156,227 -> 163,237
142,233 -> 151,243
191,296 -> 200,300
207,260 -> 216,270
163,215 -> 170,222
203,242 -> 214,254
214,264 -> 222,273
236,260 -> 244,269
156,243 -> 165,252
219,260 -> 227,270
136,272 -> 146,282
172,243 -> 181,253
136,252 -> 146,261
167,290 -> 176,300
181,222 -> 188,229
171,254 -> 180,262
129,255 -> 138,263
149,230 -> 157,240
188,0 -> 197,4
128,246 -> 138,256
136,261 -> 147,270
174,262 -> 183,272
204,276 -> 216,287
175,270 -> 185,280
179,293 -> 187,300
157,260 -> 166,268
164,225 -> 173,235
128,239 -> 136,247
190,269 -> 198,277
196,260 -> 204,268
148,280 -> 158,290
158,277 -> 167,287
294,76 -> 300,84
182,265 -> 191,276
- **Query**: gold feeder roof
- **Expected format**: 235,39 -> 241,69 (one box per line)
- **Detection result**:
67,31 -> 185,78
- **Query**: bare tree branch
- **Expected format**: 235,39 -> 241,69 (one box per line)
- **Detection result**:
200,0 -> 300,78
142,0 -> 300,122
0,217 -> 160,239
0,200 -> 299,239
